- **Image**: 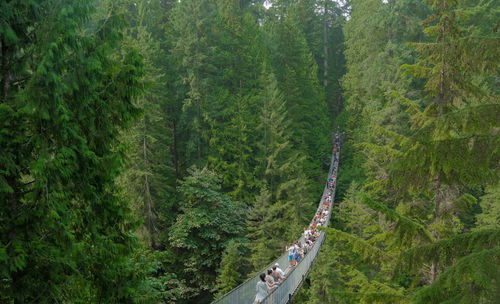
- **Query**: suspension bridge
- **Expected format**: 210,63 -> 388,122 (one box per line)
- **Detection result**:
212,136 -> 341,304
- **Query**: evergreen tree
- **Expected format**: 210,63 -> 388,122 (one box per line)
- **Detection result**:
266,4 -> 331,185
247,186 -> 283,270
206,0 -> 265,202
247,71 -> 318,270
0,1 -> 145,302
294,0 -> 347,117
171,0 -> 219,167
168,167 -> 246,302
303,0 -> 500,303
118,0 -> 177,249
247,72 -> 295,269
215,239 -> 246,298
6,0 -> 498,302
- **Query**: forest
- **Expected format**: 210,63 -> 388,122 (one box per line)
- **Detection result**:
0,0 -> 499,304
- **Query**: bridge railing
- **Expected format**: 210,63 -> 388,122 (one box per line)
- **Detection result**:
262,231 -> 326,304
212,141 -> 340,304
212,251 -> 290,304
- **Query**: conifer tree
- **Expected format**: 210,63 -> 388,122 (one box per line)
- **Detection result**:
389,0 -> 500,283
395,0 -> 500,203
294,0 -> 347,117
119,0 -> 177,249
168,167 -> 246,301
171,0 -> 218,166
215,239 -> 246,298
248,71 -> 318,270
303,1 -> 500,302
257,71 -> 317,234
206,0 -> 265,202
247,186 -> 283,270
266,6 -> 331,184
0,1 -> 146,302
247,72 -> 298,269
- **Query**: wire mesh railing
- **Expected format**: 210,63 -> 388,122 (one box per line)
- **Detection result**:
261,231 -> 326,304
212,139 -> 340,304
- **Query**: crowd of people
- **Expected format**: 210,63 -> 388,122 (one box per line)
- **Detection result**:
253,137 -> 340,304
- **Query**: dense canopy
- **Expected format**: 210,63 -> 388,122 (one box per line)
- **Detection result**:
1,0 -> 498,303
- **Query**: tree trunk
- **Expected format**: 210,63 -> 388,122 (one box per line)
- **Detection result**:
434,177 -> 441,220
1,38 -> 9,102
430,13 -> 446,282
430,176 -> 441,283
172,119 -> 179,178
323,1 -> 328,89
438,0 -> 447,117
2,39 -> 16,244
197,95 -> 202,162
143,116 -> 156,247
430,258 -> 437,284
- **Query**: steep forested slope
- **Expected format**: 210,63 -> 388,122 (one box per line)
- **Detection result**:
298,0 -> 500,303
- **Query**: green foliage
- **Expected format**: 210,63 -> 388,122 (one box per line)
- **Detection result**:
361,195 -> 435,244
324,227 -> 391,264
129,248 -> 184,303
475,184 -> 500,230
413,247 -> 500,304
396,229 -> 500,276
215,240 -> 246,298
247,70 -> 320,271
1,0 -> 344,302
303,0 -> 500,303
266,7 -> 331,184
392,0 -> 500,201
295,236 -> 344,304
118,0 -> 177,249
206,0 -> 265,202
13,0 -> 499,302
169,167 -> 246,298
247,186 -> 285,271
171,0 -> 218,166
0,1 -> 146,302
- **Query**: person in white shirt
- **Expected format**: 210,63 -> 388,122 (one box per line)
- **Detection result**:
254,273 -> 269,304
274,263 -> 285,278
272,265 -> 284,282
303,227 -> 311,240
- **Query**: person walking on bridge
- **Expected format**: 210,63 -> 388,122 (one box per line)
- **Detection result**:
253,273 -> 268,304
274,263 -> 285,278
287,244 -> 296,267
272,266 -> 284,283
266,269 -> 279,290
